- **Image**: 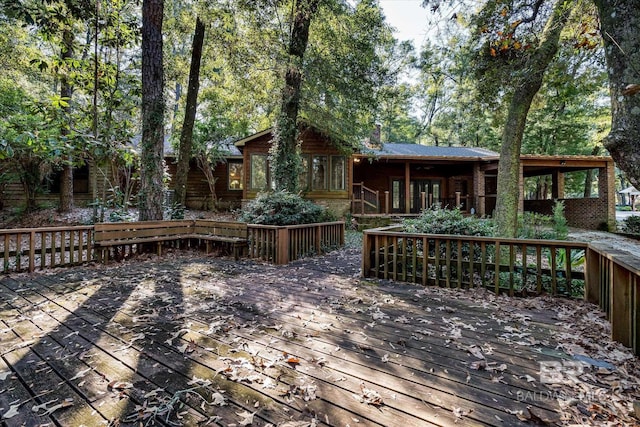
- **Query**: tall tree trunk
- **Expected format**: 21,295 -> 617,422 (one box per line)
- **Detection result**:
139,0 -> 165,221
594,0 -> 640,189
91,0 -> 99,201
174,16 -> 205,208
59,28 -> 75,212
270,0 -> 320,192
494,0 -> 573,237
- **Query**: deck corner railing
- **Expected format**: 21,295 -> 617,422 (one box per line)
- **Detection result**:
362,225 -> 639,356
247,221 -> 345,264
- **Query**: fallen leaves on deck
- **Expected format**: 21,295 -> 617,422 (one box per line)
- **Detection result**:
1,242 -> 639,426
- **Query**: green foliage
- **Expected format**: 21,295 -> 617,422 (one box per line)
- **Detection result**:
239,191 -> 335,226
622,216 -> 640,235
402,206 -> 495,236
552,200 -> 569,239
164,201 -> 185,220
0,79 -> 73,211
517,212 -> 555,239
516,201 -> 568,240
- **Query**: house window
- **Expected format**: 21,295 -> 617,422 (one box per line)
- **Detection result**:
250,154 -> 268,191
45,164 -> 90,194
228,161 -> 243,190
392,180 -> 402,210
312,155 -> 328,190
299,155 -> 310,191
330,156 -> 346,191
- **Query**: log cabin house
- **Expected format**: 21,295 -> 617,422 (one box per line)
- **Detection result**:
234,127 -> 616,230
1,125 -> 616,230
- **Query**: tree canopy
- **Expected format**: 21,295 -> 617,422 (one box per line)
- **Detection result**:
2,0 -> 638,224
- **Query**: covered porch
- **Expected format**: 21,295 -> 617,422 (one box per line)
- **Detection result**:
349,146 -> 616,230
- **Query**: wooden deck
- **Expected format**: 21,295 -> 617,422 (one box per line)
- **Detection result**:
1,247 -> 637,426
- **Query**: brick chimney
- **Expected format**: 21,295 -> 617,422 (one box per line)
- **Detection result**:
367,124 -> 382,149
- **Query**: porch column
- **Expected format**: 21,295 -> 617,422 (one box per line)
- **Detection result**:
518,162 -> 525,213
348,156 -> 354,200
473,164 -> 486,216
552,170 -> 565,199
404,162 -> 411,214
600,160 -> 616,231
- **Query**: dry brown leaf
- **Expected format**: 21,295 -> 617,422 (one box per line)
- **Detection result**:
108,381 -> 134,391
353,384 -> 384,406
237,410 -> 256,426
2,404 -> 20,420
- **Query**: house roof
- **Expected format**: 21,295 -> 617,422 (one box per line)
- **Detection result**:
234,128 -> 273,147
620,186 -> 640,195
163,138 -> 242,159
359,143 -> 499,160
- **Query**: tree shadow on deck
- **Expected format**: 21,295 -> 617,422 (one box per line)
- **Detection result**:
1,244 -> 636,426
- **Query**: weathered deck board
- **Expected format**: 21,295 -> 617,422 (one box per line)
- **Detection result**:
1,279 -> 303,426
0,251 -> 633,426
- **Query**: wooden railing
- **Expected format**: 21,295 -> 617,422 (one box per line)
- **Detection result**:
363,226 -> 588,297
247,221 -> 345,264
363,225 -> 640,355
1,226 -> 94,273
352,182 -> 379,214
0,221 -> 345,272
586,243 -> 640,356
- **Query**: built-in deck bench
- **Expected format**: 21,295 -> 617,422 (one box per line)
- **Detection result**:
191,220 -> 248,259
94,220 -> 248,263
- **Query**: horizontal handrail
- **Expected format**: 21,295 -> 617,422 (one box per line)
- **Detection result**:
0,225 -> 94,235
247,221 -> 344,230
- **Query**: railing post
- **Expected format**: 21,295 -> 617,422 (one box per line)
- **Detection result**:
375,191 -> 379,213
455,191 -> 461,209
316,224 -> 322,255
384,191 -> 389,214
421,192 -> 426,211
585,247 -> 600,304
276,227 -> 289,265
362,230 -> 372,277
611,262 -> 632,348
361,182 -> 365,215
29,231 -> 35,273
428,193 -> 433,208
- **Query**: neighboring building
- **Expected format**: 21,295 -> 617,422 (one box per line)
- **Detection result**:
1,160 -> 108,209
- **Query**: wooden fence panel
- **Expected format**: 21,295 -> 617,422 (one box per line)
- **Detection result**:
0,226 -> 94,273
247,222 -> 345,265
362,226 -> 588,297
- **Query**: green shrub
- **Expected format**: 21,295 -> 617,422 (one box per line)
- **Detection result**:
517,212 -> 554,239
623,216 -> 640,235
517,201 -> 568,240
402,206 -> 495,236
239,191 -> 335,226
552,200 -> 568,240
